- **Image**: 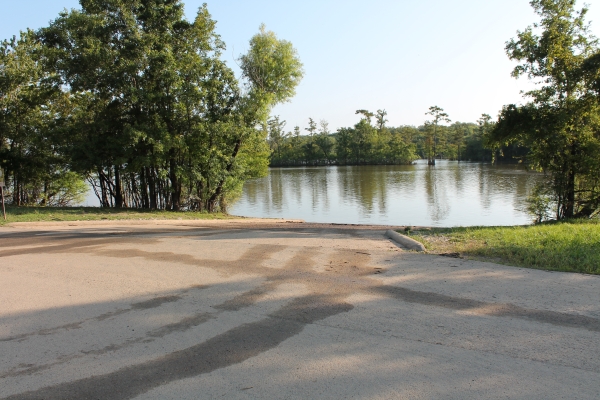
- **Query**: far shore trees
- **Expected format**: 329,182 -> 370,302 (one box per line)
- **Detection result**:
266,108 -> 504,167
424,106 -> 451,165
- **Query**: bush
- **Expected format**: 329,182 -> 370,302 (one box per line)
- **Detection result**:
526,183 -> 554,223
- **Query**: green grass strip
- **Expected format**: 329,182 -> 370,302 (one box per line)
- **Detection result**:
0,206 -> 233,226
406,220 -> 600,275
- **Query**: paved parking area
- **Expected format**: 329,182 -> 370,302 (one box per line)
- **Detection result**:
1,220 -> 599,399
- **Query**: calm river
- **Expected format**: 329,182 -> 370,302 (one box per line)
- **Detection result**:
229,160 -> 545,227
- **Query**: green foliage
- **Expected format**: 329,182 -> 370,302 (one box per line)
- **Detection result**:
267,116 -> 286,163
43,171 -> 88,206
239,24 -> 304,107
266,108 -> 504,167
315,120 -> 334,164
491,0 -> 600,219
526,182 -> 554,223
424,106 -> 450,165
0,1 -> 305,212
408,220 -> 600,275
0,30 -> 73,206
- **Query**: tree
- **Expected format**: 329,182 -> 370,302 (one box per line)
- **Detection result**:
351,110 -> 377,163
490,0 -> 600,219
335,127 -> 353,164
375,109 -> 388,131
38,2 -> 303,212
239,24 -> 304,108
305,118 -> 317,137
372,109 -> 391,161
355,109 -> 374,124
425,106 -> 450,165
314,120 -> 334,164
202,23 -> 303,211
41,0 -> 188,208
303,117 -> 318,163
268,116 -> 286,163
451,123 -> 466,161
0,30 -> 85,206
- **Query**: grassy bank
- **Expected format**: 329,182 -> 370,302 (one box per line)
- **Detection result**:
405,219 -> 600,275
0,206 -> 232,226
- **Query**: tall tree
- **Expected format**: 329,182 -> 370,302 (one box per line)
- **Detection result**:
0,30 -> 84,206
268,116 -> 286,163
491,0 -> 600,219
352,111 -> 376,163
315,120 -> 334,164
375,109 -> 388,131
203,23 -> 303,210
39,3 -> 303,212
305,118 -> 317,137
425,106 -> 450,165
302,117 -> 318,163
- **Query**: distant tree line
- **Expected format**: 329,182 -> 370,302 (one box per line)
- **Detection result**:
0,0 -> 303,211
267,109 -> 526,167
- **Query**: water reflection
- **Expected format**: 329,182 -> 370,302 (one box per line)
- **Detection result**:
230,160 -> 545,227
424,167 -> 450,223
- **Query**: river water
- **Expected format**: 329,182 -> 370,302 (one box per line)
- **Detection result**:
229,160 -> 545,227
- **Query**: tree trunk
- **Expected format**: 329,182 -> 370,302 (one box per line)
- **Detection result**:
147,167 -> 157,209
169,152 -> 181,211
114,165 -> 123,208
13,177 -> 19,205
563,170 -> 576,219
129,173 -> 138,208
207,139 -> 242,212
99,169 -> 109,208
140,168 -> 149,209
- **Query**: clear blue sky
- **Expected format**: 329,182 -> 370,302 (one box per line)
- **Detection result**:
3,1 -> 600,131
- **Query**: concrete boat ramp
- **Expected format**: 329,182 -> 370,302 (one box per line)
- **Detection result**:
0,220 -> 599,399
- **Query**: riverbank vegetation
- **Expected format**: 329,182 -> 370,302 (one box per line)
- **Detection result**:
0,1 -> 302,212
406,219 -> 600,275
489,0 -> 600,221
266,110 -> 528,167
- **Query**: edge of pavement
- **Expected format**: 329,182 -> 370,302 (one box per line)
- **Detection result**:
1,218 -> 422,251
385,229 -> 426,252
0,217 -> 409,232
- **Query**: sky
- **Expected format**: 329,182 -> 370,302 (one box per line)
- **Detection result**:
3,0 -> 600,132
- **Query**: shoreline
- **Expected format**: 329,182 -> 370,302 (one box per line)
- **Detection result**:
3,211 -> 598,276
1,217 -> 409,233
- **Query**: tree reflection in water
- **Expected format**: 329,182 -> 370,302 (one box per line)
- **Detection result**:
231,161 -> 545,226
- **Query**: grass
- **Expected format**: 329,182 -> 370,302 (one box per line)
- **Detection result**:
404,219 -> 600,275
0,205 -> 233,226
